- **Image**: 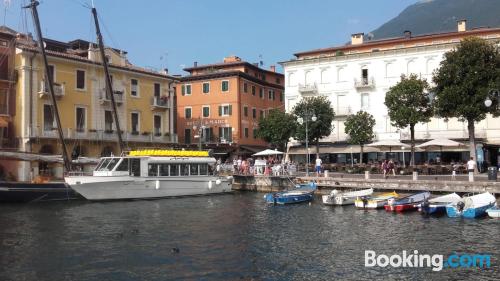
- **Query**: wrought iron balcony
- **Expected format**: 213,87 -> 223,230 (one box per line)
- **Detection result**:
38,80 -> 65,98
354,77 -> 375,89
298,83 -> 318,94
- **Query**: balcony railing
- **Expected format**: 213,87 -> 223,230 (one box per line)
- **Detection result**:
38,80 -> 65,98
99,90 -> 123,105
354,77 -> 375,89
150,96 -> 170,110
335,106 -> 353,116
298,83 -> 318,94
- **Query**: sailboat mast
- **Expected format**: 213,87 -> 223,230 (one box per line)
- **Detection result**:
91,7 -> 125,153
24,0 -> 71,171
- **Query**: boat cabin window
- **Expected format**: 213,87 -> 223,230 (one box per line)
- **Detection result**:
130,158 -> 141,176
95,158 -> 120,171
159,164 -> 169,176
180,164 -> 189,176
170,164 -> 179,176
95,158 -> 111,171
115,158 -> 129,171
190,164 -> 199,176
199,164 -> 208,175
148,163 -> 159,176
107,158 -> 120,170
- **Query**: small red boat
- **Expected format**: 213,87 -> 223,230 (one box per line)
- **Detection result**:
384,191 -> 431,212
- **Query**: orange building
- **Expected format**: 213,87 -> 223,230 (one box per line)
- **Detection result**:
176,56 -> 284,156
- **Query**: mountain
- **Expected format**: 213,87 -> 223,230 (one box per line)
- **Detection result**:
370,0 -> 500,40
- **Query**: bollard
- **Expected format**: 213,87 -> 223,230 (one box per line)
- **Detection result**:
468,172 -> 474,182
452,170 -> 456,180
324,170 -> 329,178
412,171 -> 418,181
365,171 -> 370,180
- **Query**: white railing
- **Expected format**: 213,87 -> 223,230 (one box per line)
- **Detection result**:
335,106 -> 353,116
298,83 -> 318,93
99,89 -> 123,104
354,77 -> 375,89
38,80 -> 65,97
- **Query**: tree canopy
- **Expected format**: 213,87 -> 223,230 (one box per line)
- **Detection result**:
256,109 -> 297,151
292,96 -> 335,155
344,111 -> 375,164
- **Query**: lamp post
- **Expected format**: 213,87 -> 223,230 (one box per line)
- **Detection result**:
401,146 -> 406,168
297,110 -> 317,176
192,117 -> 207,150
350,146 -> 354,167
484,89 -> 499,109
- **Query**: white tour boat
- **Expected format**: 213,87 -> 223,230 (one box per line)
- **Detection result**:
65,149 -> 233,200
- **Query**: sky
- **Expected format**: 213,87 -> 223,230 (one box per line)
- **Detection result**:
3,0 -> 418,75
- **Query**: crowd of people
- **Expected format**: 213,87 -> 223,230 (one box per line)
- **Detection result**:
216,156 -> 297,176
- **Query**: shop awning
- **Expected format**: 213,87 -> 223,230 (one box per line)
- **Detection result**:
288,145 -> 380,155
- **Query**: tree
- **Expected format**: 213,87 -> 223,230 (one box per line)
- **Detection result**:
256,109 -> 297,151
433,37 -> 500,172
292,96 -> 335,156
344,111 -> 376,164
385,74 -> 433,168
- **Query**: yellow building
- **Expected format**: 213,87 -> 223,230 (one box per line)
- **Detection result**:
12,34 -> 177,181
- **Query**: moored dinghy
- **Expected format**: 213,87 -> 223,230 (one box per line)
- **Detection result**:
354,191 -> 399,209
264,182 -> 317,205
486,205 -> 500,218
322,188 -> 373,206
446,192 -> 496,218
385,191 -> 431,212
420,193 -> 462,215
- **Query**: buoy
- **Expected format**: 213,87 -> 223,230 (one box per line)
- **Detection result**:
215,179 -> 221,185
155,180 -> 160,190
208,180 -> 213,189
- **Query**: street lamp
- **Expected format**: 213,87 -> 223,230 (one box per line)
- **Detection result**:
297,111 -> 317,176
401,146 -> 406,168
484,89 -> 499,108
192,118 -> 207,150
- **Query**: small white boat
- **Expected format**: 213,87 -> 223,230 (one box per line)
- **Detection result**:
486,205 -> 500,218
322,188 -> 373,205
419,193 -> 462,215
446,192 -> 496,218
354,192 -> 399,209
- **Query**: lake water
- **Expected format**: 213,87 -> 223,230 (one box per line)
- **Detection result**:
0,192 -> 498,280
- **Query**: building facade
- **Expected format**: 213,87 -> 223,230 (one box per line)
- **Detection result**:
281,21 -> 500,166
11,34 -> 177,181
176,56 -> 284,157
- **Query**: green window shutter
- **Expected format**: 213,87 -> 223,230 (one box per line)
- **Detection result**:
187,85 -> 191,95
181,85 -> 185,96
219,127 -> 222,139
218,106 -> 222,116
228,105 -> 232,115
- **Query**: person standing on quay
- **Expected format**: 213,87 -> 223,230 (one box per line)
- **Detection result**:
467,156 -> 476,182
315,156 -> 322,177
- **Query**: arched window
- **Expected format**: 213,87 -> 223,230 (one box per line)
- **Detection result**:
304,71 -> 312,85
426,58 -> 438,75
385,62 -> 396,78
288,72 -> 296,86
407,60 -> 417,75
320,69 -> 330,84
337,67 -> 345,82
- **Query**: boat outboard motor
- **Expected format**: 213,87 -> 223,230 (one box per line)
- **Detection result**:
457,201 -> 465,212
362,197 -> 368,207
421,200 -> 430,215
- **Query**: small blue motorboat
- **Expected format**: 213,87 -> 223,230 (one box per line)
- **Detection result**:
420,193 -> 462,216
446,192 -> 496,218
264,182 -> 317,205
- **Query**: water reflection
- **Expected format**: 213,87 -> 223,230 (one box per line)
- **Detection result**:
0,193 -> 498,280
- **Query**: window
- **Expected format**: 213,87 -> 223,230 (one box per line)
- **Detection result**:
43,104 -> 54,131
202,106 -> 210,118
159,164 -> 169,176
320,69 -> 329,84
288,72 -> 296,86
184,129 -> 191,144
219,127 -> 232,142
202,82 -> 210,94
259,88 -> 263,98
131,79 -> 139,96
252,108 -> 256,119
190,164 -> 199,176
259,110 -> 264,119
253,128 -> 257,139
218,104 -> 232,116
268,90 -> 272,100
244,128 -> 249,138
148,164 -> 159,177
199,164 -> 208,175
337,67 -> 345,82
361,68 -> 368,81
105,110 -> 113,131
185,107 -> 192,119
278,91 -> 282,102
180,164 -> 189,176
154,83 -> 161,97
130,159 -> 141,177
154,115 -> 162,136
386,63 -> 396,78
116,158 -> 129,171
276,77 -> 281,84
361,93 -> 370,109
243,83 -> 248,93
221,80 -> 229,92
76,107 -> 86,132
252,85 -> 256,96
181,84 -> 191,96
76,70 -> 85,90
243,106 -> 248,117
170,164 -> 179,176
131,112 -> 139,133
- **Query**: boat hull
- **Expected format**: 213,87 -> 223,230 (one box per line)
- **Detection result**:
446,203 -> 495,218
486,207 -> 500,218
265,192 -> 314,205
322,195 -> 355,206
0,182 -> 80,203
65,176 -> 233,200
354,199 -> 388,209
385,203 -> 419,212
420,204 -> 447,215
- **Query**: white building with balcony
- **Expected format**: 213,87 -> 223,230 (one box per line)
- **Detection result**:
281,21 -> 500,166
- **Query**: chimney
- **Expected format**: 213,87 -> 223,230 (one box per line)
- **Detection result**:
351,33 -> 364,45
270,65 -> 276,72
457,19 -> 466,32
223,56 -> 241,63
404,30 -> 411,39
162,68 -> 169,75
194,61 -> 198,67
